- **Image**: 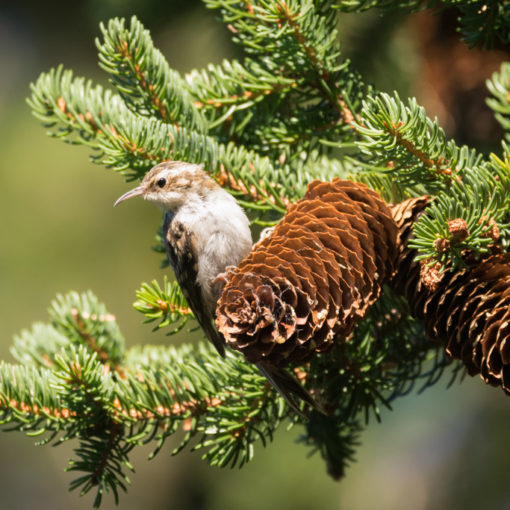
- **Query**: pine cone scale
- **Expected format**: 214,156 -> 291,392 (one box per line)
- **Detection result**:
498,320 -> 510,364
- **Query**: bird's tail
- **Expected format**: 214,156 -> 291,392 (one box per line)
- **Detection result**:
256,361 -> 327,416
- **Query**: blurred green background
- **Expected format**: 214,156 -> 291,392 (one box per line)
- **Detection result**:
1,1 -> 510,508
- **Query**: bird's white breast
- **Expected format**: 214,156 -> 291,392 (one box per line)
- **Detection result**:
174,189 -> 253,311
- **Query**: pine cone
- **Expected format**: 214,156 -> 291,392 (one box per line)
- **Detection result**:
216,179 -> 398,366
390,198 -> 510,394
390,196 -> 430,309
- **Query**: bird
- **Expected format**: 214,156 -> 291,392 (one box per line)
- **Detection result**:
114,160 -> 322,415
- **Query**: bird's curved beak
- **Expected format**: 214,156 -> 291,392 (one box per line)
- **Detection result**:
114,185 -> 145,207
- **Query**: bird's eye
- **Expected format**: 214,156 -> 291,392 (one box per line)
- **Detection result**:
156,178 -> 166,188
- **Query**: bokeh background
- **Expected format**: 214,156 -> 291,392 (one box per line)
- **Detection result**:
1,1 -> 510,508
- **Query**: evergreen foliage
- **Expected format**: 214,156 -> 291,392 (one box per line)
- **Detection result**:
487,62 -> 510,142
3,0 -> 508,505
355,92 -> 510,267
334,0 -> 510,47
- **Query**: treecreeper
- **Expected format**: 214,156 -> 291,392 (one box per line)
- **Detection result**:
115,160 -> 322,414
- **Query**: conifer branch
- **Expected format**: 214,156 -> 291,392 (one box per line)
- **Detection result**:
28,67 -> 288,210
50,292 -> 125,370
355,92 -> 480,186
202,0 -> 365,151
356,92 -> 510,269
487,62 -> 510,142
97,16 -> 208,133
455,0 -> 510,48
333,0 -> 510,47
332,0 -> 423,11
1,286 -> 448,504
133,278 -> 195,335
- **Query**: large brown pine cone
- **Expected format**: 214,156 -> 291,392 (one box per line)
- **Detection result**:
390,198 -> 510,393
216,179 -> 398,366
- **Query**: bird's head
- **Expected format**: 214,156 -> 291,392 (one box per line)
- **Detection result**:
114,161 -> 219,211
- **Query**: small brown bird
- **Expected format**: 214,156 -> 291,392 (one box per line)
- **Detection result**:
115,161 -> 321,414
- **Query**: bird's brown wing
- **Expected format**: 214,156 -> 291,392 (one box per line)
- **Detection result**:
163,212 -> 226,357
